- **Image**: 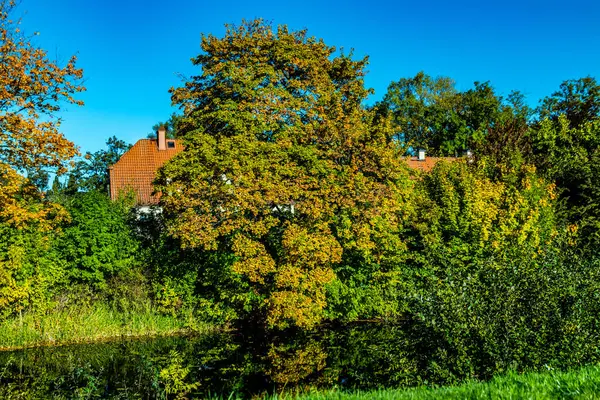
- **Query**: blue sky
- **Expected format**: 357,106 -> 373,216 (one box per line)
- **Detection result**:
17,0 -> 600,154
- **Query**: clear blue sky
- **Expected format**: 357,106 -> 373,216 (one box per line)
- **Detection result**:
16,0 -> 600,154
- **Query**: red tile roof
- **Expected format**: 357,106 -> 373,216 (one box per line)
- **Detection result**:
109,138 -> 183,205
110,138 -> 457,206
403,156 -> 458,172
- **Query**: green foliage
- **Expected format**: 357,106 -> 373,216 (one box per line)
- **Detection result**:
66,136 -> 131,194
531,115 -> 600,244
471,97 -> 532,173
0,221 -> 65,318
159,350 -> 200,398
138,208 -> 246,324
401,160 -> 600,382
379,72 -> 460,154
160,19 -> 412,329
54,190 -> 140,290
380,72 -> 504,156
538,76 -> 600,128
150,238 -> 252,324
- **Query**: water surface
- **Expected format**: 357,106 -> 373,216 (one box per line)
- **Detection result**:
0,323 -> 428,398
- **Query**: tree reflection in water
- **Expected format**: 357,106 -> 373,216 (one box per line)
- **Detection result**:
0,324 -> 426,398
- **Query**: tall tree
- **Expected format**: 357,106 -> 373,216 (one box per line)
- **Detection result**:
380,73 -> 504,156
0,0 -> 85,315
538,77 -> 600,128
68,136 -> 131,193
472,90 -> 534,174
380,72 -> 460,155
0,0 -> 84,228
459,81 -> 502,145
147,113 -> 182,139
158,19 -> 411,328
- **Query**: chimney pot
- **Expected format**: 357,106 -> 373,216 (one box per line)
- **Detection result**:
417,148 -> 426,161
158,126 -> 166,151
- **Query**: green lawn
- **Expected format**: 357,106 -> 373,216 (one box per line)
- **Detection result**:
263,366 -> 600,400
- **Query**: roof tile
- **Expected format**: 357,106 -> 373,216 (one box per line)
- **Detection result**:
404,156 -> 458,172
109,139 -> 457,205
109,139 -> 183,205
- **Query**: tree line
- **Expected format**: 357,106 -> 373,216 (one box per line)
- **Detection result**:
2,9 -> 600,382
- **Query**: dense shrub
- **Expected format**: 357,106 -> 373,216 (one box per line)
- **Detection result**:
402,160 -> 600,382
0,222 -> 66,318
54,191 -> 140,291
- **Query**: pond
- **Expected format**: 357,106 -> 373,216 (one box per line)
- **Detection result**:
0,323 -> 431,398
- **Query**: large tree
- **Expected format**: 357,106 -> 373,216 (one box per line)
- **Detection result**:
158,20 -> 411,328
0,0 -> 85,314
65,136 -> 130,194
380,72 -> 504,156
379,72 -> 459,155
538,76 -> 600,128
0,0 -> 84,228
531,78 -> 600,245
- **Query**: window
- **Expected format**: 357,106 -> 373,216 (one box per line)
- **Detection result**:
167,141 -> 176,149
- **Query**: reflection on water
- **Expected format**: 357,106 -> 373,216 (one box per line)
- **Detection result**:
0,323 -> 427,398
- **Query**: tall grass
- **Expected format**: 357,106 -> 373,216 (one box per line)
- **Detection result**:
252,366 -> 600,400
0,303 -> 211,351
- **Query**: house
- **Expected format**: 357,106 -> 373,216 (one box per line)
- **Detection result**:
404,149 -> 458,172
109,133 -> 456,206
108,127 -> 183,205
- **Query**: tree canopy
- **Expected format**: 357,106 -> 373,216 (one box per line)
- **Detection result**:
0,0 -> 85,315
158,19 -> 412,328
379,72 -> 535,158
0,0 -> 84,229
66,136 -> 131,194
538,76 -> 600,128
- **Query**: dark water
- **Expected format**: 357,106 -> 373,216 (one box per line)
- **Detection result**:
0,324 -> 429,399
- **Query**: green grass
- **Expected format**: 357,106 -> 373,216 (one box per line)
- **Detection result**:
257,365 -> 600,399
0,303 -> 212,351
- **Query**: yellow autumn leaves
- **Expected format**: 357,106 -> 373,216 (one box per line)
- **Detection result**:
158,20 -> 413,328
0,0 -> 84,226
0,0 -> 84,314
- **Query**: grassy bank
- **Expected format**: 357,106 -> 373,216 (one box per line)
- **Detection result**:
0,304 -> 212,351
259,365 -> 600,399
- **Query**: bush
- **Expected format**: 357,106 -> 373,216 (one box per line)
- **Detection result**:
402,160 -> 600,383
54,191 -> 140,291
0,222 -> 66,318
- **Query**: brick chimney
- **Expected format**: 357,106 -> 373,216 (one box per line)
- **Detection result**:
158,126 -> 166,151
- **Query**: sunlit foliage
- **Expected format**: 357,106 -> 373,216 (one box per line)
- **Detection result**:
0,0 -> 84,315
158,19 -> 413,328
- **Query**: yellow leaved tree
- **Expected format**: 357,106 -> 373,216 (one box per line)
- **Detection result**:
0,0 -> 84,315
158,20 -> 412,329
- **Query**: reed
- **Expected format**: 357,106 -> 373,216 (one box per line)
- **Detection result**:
0,303 -> 211,351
